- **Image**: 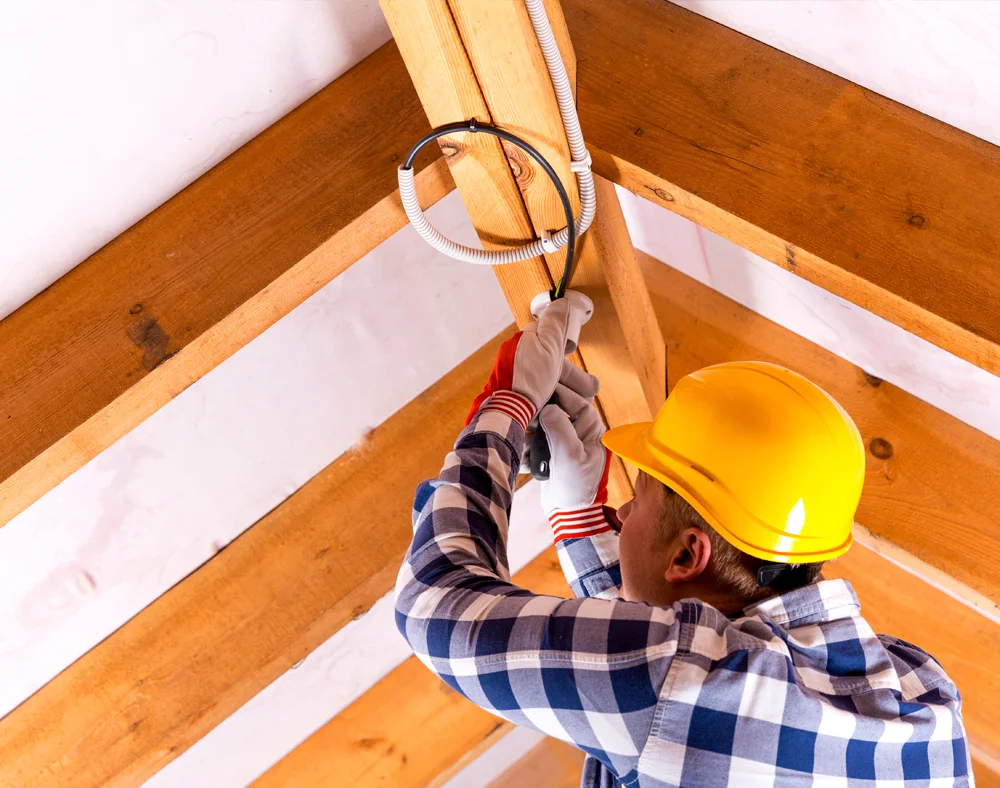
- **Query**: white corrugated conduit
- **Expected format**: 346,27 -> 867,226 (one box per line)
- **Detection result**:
396,0 -> 596,292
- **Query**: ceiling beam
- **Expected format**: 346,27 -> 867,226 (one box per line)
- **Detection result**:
380,0 -> 666,501
0,328 -> 510,788
0,41 -> 451,527
568,0 -> 1000,377
488,738 -> 587,788
251,547 -> 569,788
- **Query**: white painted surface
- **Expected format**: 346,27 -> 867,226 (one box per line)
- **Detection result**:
671,0 -> 1000,148
150,483 -> 553,788
0,192 -> 511,718
0,0 -> 390,319
1,1 -> 998,787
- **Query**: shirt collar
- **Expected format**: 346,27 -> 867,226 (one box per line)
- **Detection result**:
741,578 -> 860,628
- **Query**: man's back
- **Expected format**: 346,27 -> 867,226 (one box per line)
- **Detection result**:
588,581 -> 968,786
395,377 -> 970,786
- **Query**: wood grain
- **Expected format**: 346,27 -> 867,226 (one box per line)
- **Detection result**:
0,41 -> 452,527
567,0 -> 1000,377
384,0 -> 666,503
254,548 -> 570,788
0,328 -> 513,788
488,738 -> 586,788
641,253 -> 1000,606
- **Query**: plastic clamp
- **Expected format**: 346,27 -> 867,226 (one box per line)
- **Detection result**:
569,150 -> 592,173
539,230 -> 559,254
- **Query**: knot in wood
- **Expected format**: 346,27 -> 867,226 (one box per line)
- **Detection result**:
868,437 -> 894,461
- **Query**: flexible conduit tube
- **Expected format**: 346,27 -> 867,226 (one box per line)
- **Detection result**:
396,0 -> 596,267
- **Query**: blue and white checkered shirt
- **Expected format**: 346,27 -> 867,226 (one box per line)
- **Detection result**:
395,393 -> 972,786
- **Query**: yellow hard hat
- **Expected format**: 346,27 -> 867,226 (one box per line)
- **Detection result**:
602,361 -> 865,563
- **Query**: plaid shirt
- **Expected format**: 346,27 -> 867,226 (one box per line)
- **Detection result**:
395,393 -> 972,786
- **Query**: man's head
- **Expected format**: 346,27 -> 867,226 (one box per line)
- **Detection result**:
616,471 -> 823,612
602,362 -> 866,612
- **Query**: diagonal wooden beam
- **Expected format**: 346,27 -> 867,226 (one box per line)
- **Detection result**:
380,0 -> 666,502
488,737 -> 586,788
0,329 -> 511,788
0,41 -> 452,527
251,549 -> 568,788
566,0 -> 1000,377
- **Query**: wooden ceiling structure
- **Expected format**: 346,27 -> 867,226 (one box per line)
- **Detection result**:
0,0 -> 998,785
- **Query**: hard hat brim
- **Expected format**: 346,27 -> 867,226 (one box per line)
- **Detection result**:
602,422 -> 853,564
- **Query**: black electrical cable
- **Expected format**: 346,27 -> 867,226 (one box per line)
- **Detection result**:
401,119 -> 577,299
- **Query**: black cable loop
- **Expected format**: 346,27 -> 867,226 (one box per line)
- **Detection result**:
401,120 -> 577,299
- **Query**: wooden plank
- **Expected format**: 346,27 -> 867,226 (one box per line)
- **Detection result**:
382,0 -> 665,502
253,548 -> 568,788
640,252 -> 1000,607
566,0 -> 1000,377
256,543 -> 1000,785
488,738 -> 585,788
0,328 -> 513,788
0,41 -> 452,527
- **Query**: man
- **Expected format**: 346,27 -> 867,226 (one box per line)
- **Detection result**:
395,300 -> 970,786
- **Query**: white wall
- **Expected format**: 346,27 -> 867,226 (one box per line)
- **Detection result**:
1,1 -> 998,786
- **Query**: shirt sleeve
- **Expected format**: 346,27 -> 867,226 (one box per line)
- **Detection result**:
395,391 -> 680,779
552,512 -> 624,600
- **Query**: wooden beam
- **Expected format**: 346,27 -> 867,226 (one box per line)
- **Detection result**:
566,0 -> 1000,377
0,328 -> 511,788
640,253 -> 1000,607
255,543 -> 1000,786
488,738 -> 586,788
380,0 -> 666,502
0,41 -> 452,527
252,548 -> 569,788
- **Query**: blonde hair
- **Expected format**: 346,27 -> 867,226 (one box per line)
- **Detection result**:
658,483 -> 824,604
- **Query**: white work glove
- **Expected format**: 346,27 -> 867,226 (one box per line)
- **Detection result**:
465,297 -> 599,430
538,384 -> 614,543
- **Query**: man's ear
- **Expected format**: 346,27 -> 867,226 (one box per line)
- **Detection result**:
663,527 -> 712,583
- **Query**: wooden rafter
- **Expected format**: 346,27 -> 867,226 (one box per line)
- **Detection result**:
0,330 -> 510,788
5,256 -> 1000,785
0,42 -> 451,527
381,0 -> 666,501
567,0 -> 1000,377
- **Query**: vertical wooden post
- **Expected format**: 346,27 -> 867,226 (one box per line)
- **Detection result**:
380,0 -> 666,500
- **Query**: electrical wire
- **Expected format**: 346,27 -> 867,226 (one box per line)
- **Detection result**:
395,0 -> 595,299
401,120 -> 577,298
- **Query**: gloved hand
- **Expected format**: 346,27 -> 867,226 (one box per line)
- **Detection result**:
538,384 -> 613,543
466,297 -> 598,429
521,362 -> 599,473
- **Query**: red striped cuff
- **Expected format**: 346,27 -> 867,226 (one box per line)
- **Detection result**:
480,390 -> 535,431
548,504 -> 612,544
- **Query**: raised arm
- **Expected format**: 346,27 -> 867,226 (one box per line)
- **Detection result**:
538,383 -> 625,600
395,303 -> 679,779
